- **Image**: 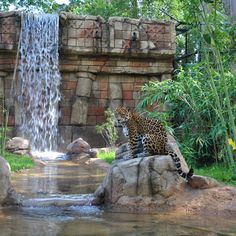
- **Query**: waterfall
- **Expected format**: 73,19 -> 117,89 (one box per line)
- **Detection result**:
18,13 -> 61,151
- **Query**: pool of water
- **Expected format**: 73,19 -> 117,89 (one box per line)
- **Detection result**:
0,160 -> 235,236
11,161 -> 105,197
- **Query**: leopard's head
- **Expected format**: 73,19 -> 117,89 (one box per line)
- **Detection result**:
114,106 -> 132,125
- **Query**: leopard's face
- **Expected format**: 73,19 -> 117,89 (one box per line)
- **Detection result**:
115,107 -> 132,126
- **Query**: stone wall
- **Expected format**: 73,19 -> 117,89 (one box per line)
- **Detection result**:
0,12 -> 175,149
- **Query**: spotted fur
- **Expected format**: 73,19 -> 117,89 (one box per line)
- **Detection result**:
115,106 -> 193,180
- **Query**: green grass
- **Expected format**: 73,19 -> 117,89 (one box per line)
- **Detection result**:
97,150 -> 115,164
195,164 -> 236,186
2,151 -> 35,172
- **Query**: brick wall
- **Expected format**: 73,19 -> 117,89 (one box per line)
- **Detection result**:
0,12 -> 175,149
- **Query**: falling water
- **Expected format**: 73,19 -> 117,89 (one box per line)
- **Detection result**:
19,13 -> 61,151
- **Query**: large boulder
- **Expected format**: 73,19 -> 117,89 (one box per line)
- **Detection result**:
66,138 -> 97,162
92,155 -> 236,215
94,135 -> 193,209
0,156 -> 22,206
93,155 -> 189,208
6,137 -> 31,156
92,135 -> 236,216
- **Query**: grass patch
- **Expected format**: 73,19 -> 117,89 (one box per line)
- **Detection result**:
195,164 -> 236,186
97,150 -> 115,164
2,151 -> 35,172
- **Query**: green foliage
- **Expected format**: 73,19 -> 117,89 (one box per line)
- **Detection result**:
96,109 -> 118,147
139,62 -> 236,167
0,0 -> 14,11
68,0 -> 188,20
0,96 -> 8,155
138,0 -> 236,169
68,0 -> 140,19
3,151 -> 35,172
97,150 -> 115,164
195,164 -> 236,186
0,0 -> 61,13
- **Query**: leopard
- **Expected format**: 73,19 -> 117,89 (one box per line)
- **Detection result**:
115,106 -> 193,180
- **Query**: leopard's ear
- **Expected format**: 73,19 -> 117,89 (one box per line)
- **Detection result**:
126,107 -> 130,111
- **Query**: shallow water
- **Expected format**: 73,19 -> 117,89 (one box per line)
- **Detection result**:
11,161 -> 104,197
0,160 -> 236,236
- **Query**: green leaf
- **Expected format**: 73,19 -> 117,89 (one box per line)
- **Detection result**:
203,0 -> 214,3
203,33 -> 211,44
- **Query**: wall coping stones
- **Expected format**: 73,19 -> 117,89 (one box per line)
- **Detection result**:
0,11 -> 175,59
0,11 -> 18,18
76,72 -> 96,80
59,12 -> 175,58
60,12 -> 105,22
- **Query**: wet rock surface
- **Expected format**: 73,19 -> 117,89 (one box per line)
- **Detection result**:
66,138 -> 97,162
0,156 -> 22,206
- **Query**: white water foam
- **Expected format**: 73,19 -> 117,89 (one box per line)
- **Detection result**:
32,151 -> 66,161
18,13 -> 61,151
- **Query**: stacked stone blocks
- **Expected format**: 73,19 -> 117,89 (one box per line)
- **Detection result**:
0,12 -> 175,147
61,13 -> 175,56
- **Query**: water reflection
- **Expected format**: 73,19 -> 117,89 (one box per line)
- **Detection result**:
11,161 -> 105,197
1,160 -> 235,236
0,206 -> 234,236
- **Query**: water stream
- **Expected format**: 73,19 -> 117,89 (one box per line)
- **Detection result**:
18,13 -> 61,151
0,160 -> 236,236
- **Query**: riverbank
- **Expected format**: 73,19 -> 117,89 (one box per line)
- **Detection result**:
2,152 -> 35,172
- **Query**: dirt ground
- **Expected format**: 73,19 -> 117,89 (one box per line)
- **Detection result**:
173,185 -> 236,218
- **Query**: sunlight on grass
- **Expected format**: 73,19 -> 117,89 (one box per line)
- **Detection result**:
97,150 -> 115,164
2,152 -> 35,172
195,164 -> 236,186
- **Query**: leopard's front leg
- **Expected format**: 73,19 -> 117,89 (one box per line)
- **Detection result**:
128,133 -> 142,158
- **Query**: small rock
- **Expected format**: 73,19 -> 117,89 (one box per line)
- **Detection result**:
70,153 -> 91,163
66,138 -> 98,161
66,138 -> 91,155
6,137 -> 31,156
188,175 -> 222,189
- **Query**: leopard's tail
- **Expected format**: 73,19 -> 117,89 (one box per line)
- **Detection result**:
168,151 -> 194,180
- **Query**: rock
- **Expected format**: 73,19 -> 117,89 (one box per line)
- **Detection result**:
0,156 -> 22,206
59,11 -> 68,25
0,156 -> 11,204
115,143 -> 129,160
67,137 -> 91,155
69,153 -> 91,163
66,138 -> 97,161
93,155 -> 186,207
115,135 -> 189,172
6,137 -> 31,156
92,146 -> 230,215
188,175 -> 222,189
